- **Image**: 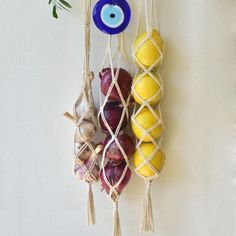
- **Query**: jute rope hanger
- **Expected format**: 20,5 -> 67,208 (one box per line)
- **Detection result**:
132,0 -> 165,181
64,0 -> 101,226
99,34 -> 131,199
99,33 -> 132,236
131,0 -> 165,232
133,0 -> 165,178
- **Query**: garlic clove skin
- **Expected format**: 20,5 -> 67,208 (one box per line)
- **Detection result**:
74,156 -> 100,182
75,121 -> 97,143
74,95 -> 97,121
75,144 -> 91,161
74,142 -> 96,161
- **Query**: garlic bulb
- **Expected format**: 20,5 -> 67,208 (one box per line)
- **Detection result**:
74,94 -> 97,121
75,121 -> 97,143
75,145 -> 92,161
74,142 -> 96,161
74,155 -> 100,182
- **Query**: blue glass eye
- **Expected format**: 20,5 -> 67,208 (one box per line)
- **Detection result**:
101,5 -> 124,28
93,0 -> 131,35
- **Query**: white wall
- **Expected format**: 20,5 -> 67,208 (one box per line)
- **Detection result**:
0,1 -> 235,236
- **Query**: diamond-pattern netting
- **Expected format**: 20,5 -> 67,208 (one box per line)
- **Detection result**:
64,0 -> 100,226
98,33 -> 132,236
73,72 -> 100,184
131,0 -> 166,232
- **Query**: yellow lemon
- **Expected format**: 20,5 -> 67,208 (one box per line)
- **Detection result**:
133,143 -> 165,177
134,29 -> 164,69
132,73 -> 162,105
131,107 -> 164,142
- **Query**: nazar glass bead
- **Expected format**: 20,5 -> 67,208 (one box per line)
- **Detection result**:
93,0 -> 131,34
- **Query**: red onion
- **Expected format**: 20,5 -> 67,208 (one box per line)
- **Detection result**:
74,156 -> 99,182
100,161 -> 131,196
100,68 -> 132,101
103,132 -> 135,161
99,101 -> 128,133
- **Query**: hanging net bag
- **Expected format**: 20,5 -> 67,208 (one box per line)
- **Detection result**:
131,0 -> 165,232
64,0 -> 101,225
92,1 -> 134,235
99,34 -> 134,236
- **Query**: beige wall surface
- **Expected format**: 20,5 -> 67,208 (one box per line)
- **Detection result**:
0,1 -> 235,236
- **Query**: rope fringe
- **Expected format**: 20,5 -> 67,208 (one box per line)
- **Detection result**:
141,180 -> 154,232
87,183 -> 95,225
66,0 -> 98,226
113,201 -> 121,236
99,22 -> 131,236
132,0 -> 165,232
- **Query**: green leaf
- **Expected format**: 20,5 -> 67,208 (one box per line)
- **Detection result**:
49,0 -> 72,19
57,5 -> 64,11
52,5 -> 58,18
59,0 -> 72,8
58,2 -> 71,12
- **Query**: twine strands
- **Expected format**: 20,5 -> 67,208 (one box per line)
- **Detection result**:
72,0 -> 99,185
99,34 -> 131,200
87,182 -> 95,225
113,201 -> 121,236
64,0 -> 99,226
98,31 -> 132,236
131,0 -> 165,232
135,0 -> 165,70
141,180 -> 154,232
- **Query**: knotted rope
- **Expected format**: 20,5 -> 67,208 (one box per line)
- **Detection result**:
64,0 -> 101,225
99,33 -> 132,236
131,0 -> 165,232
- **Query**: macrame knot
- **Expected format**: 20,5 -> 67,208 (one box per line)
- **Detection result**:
131,0 -> 165,233
65,0 -> 100,227
88,71 -> 94,81
109,189 -> 120,203
84,171 -> 97,184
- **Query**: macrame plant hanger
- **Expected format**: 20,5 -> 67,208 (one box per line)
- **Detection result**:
64,0 -> 101,226
99,33 -> 132,236
131,0 -> 165,232
92,1 -> 132,235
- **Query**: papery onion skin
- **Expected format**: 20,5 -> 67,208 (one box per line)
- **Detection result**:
99,101 -> 128,133
103,132 -> 135,161
100,68 -> 132,101
74,155 -> 99,182
100,161 -> 131,195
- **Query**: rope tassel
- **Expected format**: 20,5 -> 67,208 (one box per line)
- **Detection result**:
113,201 -> 121,236
131,0 -> 165,232
141,180 -> 154,232
87,183 -> 95,225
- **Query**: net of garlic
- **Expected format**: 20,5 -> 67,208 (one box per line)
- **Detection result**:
64,0 -> 101,226
72,72 -> 100,186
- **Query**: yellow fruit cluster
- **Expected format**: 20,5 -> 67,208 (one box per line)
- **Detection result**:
131,29 -> 165,177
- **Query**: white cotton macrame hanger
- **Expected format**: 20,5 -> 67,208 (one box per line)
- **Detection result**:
131,0 -> 165,232
98,31 -> 132,236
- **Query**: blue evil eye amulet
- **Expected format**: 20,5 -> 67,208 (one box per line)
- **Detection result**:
93,0 -> 131,35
